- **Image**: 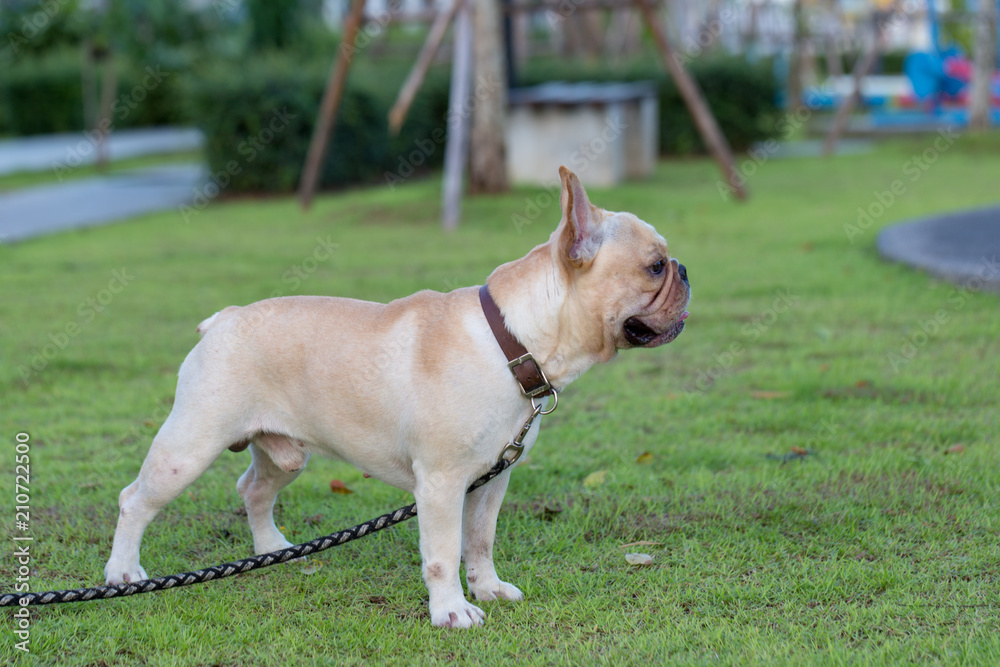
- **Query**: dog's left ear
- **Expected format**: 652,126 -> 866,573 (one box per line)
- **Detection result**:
557,166 -> 602,268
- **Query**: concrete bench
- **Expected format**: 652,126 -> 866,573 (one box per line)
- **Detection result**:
506,81 -> 659,187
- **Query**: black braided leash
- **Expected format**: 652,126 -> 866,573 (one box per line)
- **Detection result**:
1,458 -> 511,607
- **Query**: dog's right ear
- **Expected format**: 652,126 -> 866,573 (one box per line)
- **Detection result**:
557,166 -> 602,268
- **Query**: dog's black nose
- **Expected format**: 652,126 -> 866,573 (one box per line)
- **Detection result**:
678,263 -> 688,285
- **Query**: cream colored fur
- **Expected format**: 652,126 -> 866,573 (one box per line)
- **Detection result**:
103,167 -> 690,629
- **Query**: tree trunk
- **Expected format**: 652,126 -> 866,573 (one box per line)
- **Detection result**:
638,0 -> 747,200
469,0 -> 509,193
787,0 -> 806,109
442,3 -> 474,230
969,0 -> 998,130
823,18 -> 882,156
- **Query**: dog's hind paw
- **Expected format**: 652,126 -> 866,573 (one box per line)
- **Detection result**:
470,580 -> 523,602
430,599 -> 485,629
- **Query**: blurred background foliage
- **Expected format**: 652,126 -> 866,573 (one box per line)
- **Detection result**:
0,0 -> 785,191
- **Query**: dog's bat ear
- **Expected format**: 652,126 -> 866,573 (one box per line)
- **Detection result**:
558,166 -> 601,267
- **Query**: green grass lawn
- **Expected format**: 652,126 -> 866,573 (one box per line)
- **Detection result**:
2,136 -> 999,665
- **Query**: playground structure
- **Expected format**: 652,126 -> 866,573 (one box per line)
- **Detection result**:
807,0 -> 1000,136
296,0 -> 999,224
297,0 -> 750,227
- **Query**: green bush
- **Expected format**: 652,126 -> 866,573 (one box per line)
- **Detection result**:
0,51 -> 84,135
183,56 -> 451,193
0,50 -> 191,136
517,55 -> 781,155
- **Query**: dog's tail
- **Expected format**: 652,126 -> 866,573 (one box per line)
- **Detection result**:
196,306 -> 240,337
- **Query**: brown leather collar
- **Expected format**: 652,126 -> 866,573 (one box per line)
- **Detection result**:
479,284 -> 554,398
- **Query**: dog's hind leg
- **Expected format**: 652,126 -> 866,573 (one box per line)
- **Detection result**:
103,411 -> 231,586
236,438 -> 309,555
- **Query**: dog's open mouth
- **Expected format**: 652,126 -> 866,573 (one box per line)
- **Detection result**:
623,312 -> 689,347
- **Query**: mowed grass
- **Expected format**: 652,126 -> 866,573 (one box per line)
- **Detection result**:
1,136 -> 999,665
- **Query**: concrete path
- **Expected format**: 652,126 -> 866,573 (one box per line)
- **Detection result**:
764,138 -> 873,159
0,127 -> 203,176
877,206 -> 1000,292
0,164 -> 205,243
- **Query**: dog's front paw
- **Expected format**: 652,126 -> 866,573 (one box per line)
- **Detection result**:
469,579 -> 524,602
255,537 -> 294,555
104,561 -> 148,586
430,598 -> 486,629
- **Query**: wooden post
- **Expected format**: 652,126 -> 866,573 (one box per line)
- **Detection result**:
298,0 -> 367,211
969,0 -> 999,130
441,3 -> 474,230
637,0 -> 747,201
823,12 -> 886,156
469,0 -> 509,193
389,0 -> 465,135
825,36 -> 843,78
81,42 -> 98,135
95,54 -> 117,173
787,0 -> 805,110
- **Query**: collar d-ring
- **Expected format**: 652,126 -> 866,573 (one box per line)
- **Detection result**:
533,388 -> 558,415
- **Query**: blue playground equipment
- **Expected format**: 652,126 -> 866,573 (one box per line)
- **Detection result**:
878,0 -> 1000,127
802,1 -> 1000,128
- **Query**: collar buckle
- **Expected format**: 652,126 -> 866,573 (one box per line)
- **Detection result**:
507,353 -> 552,398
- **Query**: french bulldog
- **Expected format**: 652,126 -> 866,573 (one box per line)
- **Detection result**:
104,166 -> 690,628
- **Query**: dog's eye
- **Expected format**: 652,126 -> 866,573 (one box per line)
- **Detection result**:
648,259 -> 666,276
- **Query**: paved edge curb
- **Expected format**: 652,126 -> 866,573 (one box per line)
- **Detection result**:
876,206 -> 1000,294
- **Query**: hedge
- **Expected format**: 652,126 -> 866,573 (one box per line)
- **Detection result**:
183,56 -> 451,193
186,54 -> 780,193
517,56 -> 782,155
0,50 -> 190,136
1,49 -> 780,191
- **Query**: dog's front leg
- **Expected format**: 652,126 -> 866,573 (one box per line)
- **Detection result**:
414,470 -> 485,628
462,468 -> 524,602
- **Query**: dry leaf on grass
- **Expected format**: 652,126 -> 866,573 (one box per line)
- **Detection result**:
625,553 -> 654,566
946,444 -> 965,455
751,391 -> 789,399
636,451 -> 654,464
329,479 -> 354,494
